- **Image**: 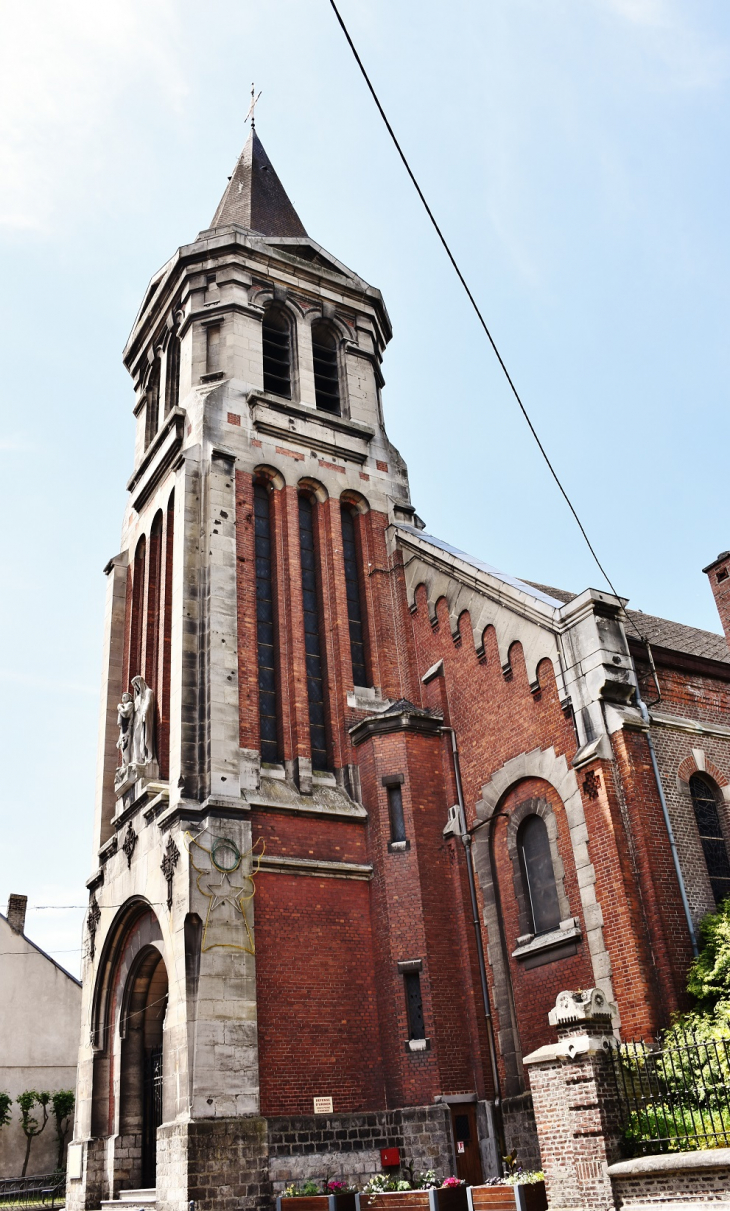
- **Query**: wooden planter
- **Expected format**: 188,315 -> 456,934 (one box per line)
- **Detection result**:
467,1182 -> 547,1211
359,1187 -> 467,1211
278,1195 -> 357,1211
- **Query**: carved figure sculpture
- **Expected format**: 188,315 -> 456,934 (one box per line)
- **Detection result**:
131,675 -> 156,767
116,692 -> 134,769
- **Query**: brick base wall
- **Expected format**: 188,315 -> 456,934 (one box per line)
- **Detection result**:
501,1093 -> 541,1174
65,1138 -> 107,1211
267,1105 -> 454,1191
156,1118 -> 271,1211
609,1152 -> 730,1208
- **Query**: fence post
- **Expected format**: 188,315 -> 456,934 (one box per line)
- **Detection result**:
523,989 -> 622,1210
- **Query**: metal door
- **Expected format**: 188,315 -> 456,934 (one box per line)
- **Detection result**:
142,1044 -> 163,1188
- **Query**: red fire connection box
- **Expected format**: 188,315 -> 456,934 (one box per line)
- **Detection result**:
380,1148 -> 400,1168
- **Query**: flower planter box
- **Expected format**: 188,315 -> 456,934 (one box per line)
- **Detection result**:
467,1183 -> 546,1211
358,1188 -> 467,1211
278,1195 -> 357,1211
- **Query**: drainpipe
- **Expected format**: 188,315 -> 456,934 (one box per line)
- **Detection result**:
633,690 -> 698,958
441,725 -> 505,1170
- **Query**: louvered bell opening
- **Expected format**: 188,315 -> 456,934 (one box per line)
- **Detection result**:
312,324 -> 340,415
262,311 -> 291,398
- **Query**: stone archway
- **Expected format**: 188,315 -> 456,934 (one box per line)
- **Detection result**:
119,947 -> 168,1190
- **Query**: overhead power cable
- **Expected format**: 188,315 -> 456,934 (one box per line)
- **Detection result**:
327,0 -> 647,645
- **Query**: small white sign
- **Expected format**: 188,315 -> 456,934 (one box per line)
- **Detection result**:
457,1141 -> 465,1155
313,1096 -> 333,1114
67,1144 -> 83,1180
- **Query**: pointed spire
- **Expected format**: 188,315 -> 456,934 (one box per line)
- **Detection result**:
210,128 -> 307,237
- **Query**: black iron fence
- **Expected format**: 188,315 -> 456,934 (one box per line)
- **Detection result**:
613,1028 -> 730,1155
0,1174 -> 65,1209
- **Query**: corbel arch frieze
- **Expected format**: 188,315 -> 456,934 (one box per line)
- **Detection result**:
405,562 -> 562,692
472,746 -> 618,1050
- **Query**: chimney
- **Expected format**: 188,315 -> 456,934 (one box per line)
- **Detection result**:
703,551 -> 730,652
7,894 -> 28,934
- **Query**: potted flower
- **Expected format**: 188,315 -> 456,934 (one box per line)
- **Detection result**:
467,1171 -> 546,1211
360,1169 -> 467,1211
277,1179 -> 357,1211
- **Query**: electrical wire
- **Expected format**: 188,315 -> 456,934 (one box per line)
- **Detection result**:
327,0 -> 648,648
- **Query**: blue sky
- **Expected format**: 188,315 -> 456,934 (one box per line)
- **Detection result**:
1,0 -> 729,971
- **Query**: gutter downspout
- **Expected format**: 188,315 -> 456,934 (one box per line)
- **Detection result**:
442,725 -> 505,1172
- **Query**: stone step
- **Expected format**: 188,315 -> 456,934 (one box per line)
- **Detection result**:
100,1191 -> 157,1211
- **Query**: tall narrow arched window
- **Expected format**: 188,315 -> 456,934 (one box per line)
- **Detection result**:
340,504 -> 367,687
254,482 -> 280,763
129,536 -> 147,685
159,491 -> 174,781
164,334 -> 180,415
145,512 -> 163,695
262,308 -> 292,398
690,774 -> 730,905
311,322 -> 340,414
299,493 -> 328,770
517,814 -> 561,935
144,357 -> 161,449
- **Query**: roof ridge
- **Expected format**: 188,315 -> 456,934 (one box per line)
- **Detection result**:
0,911 -> 81,985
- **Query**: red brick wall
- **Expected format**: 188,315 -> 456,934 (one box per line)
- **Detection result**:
235,469 -> 730,1109
356,728 -> 492,1105
704,552 -> 730,649
254,870 -> 385,1116
492,778 -> 595,1061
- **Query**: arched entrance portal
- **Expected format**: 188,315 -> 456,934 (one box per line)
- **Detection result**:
120,947 -> 168,1189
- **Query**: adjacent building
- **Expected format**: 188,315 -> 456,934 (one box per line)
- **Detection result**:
67,126 -> 730,1211
0,895 -> 81,1176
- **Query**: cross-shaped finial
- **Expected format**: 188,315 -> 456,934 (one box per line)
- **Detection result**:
245,83 -> 262,129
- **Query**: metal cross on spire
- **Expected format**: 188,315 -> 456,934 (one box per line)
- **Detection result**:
245,83 -> 262,129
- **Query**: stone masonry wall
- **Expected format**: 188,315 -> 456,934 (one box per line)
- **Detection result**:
157,1118 -> 271,1211
267,1106 -> 454,1192
501,1093 -> 541,1175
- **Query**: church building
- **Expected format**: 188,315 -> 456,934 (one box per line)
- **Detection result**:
67,126 -> 730,1211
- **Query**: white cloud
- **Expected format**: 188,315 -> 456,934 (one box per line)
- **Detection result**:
0,0 -> 187,231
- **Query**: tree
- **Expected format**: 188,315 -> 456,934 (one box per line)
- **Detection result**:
0,1093 -> 11,1129
17,1091 -> 50,1177
686,897 -> 730,1012
51,1091 -> 75,1171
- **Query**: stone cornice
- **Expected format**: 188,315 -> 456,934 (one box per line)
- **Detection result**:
126,408 -> 185,511
248,393 -> 374,442
124,229 -> 391,373
349,706 -> 443,747
258,854 -> 373,881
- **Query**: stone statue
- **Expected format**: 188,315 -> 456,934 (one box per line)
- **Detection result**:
131,675 -> 156,767
116,691 -> 134,769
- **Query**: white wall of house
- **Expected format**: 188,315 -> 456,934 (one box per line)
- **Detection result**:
0,898 -> 81,1177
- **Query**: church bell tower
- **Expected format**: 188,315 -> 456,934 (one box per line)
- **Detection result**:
67,125 -> 480,1211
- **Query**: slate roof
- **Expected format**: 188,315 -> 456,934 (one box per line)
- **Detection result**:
397,526 -> 565,608
210,128 -> 307,237
528,582 -> 730,665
